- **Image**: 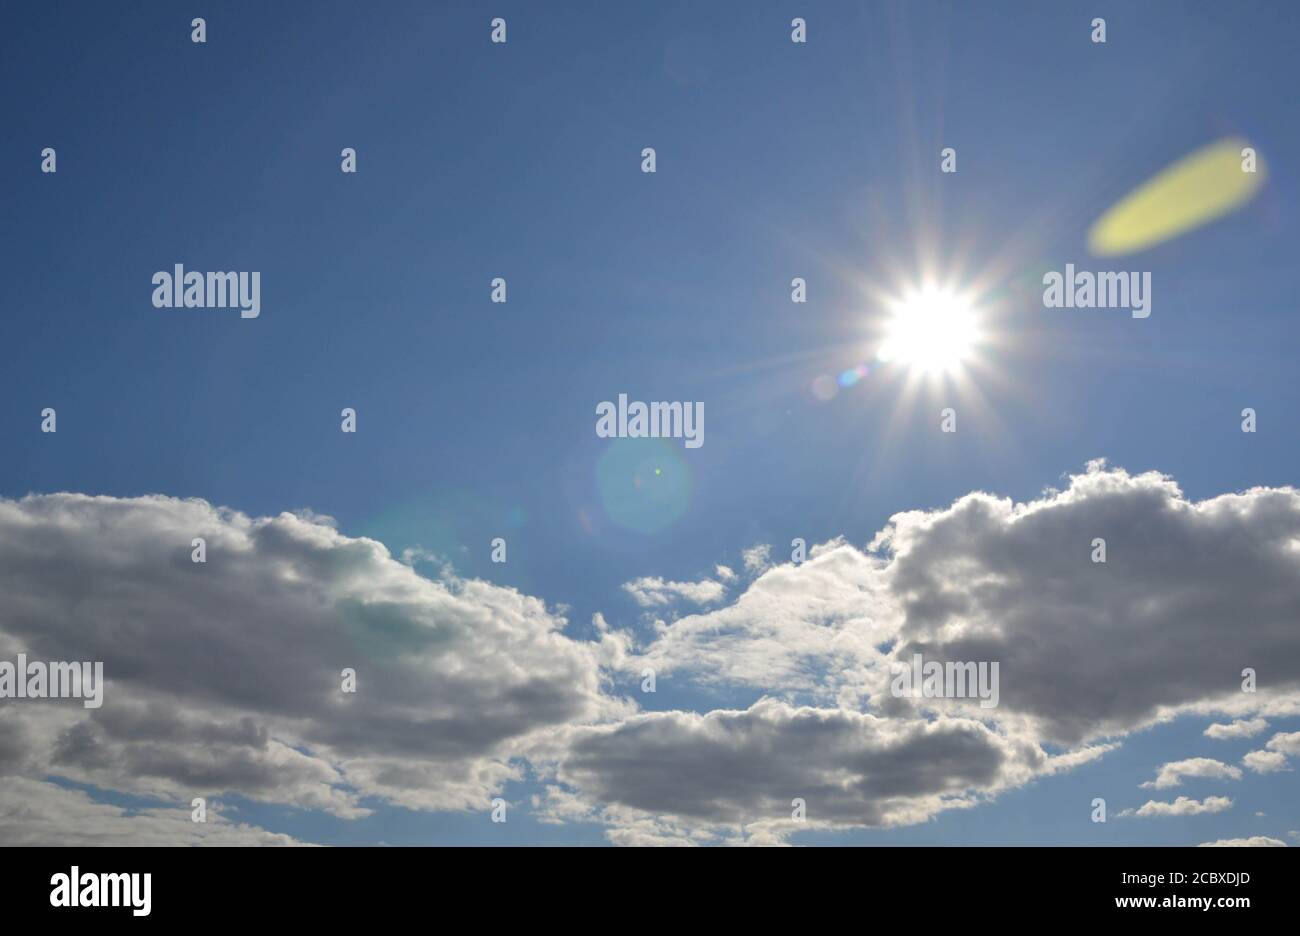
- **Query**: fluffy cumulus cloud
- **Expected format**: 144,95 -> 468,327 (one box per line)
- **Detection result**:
1204,718 -> 1268,740
1241,750 -> 1288,774
1198,836 -> 1286,847
557,463 -> 1300,841
0,493 -> 627,831
871,463 -> 1300,744
1265,731 -> 1300,756
1140,758 -> 1242,790
621,541 -> 891,702
5,462 -> 1300,845
618,463 -> 1300,746
1240,730 -> 1300,776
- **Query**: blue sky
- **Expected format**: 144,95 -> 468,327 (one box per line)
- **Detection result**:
2,1 -> 1299,846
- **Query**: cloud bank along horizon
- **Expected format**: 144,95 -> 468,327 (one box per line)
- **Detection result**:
3,461 -> 1299,844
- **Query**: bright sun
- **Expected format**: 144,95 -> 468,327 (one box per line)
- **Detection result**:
876,287 -> 979,375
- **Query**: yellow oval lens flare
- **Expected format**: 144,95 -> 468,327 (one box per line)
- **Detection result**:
1087,137 -> 1266,257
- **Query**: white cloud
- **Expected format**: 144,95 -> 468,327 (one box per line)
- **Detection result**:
1265,730 -> 1300,756
621,576 -> 726,608
1242,750 -> 1289,774
1123,796 -> 1234,818
1140,758 -> 1241,789
742,544 -> 772,573
621,541 -> 890,701
1198,836 -> 1285,847
1204,718 -> 1268,740
1238,733 -> 1298,775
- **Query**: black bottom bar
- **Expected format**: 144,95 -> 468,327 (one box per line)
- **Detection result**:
4,845 -> 1290,923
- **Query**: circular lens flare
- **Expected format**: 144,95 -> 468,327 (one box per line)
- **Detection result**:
877,287 -> 978,375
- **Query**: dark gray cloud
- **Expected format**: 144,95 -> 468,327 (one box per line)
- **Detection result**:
551,698 -> 1096,831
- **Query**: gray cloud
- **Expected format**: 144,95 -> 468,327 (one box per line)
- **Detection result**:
6,463 -> 1299,844
548,698 -> 1105,834
0,493 -> 624,823
0,778 -> 306,846
878,464 -> 1300,743
626,464 -> 1300,746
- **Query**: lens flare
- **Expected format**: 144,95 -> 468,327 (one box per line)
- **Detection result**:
596,438 -> 691,534
1088,137 -> 1265,257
